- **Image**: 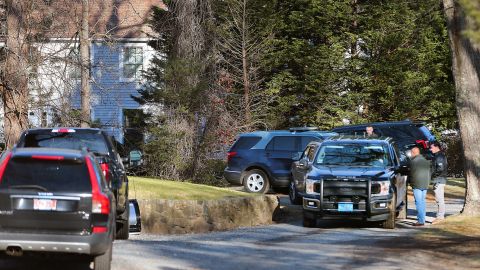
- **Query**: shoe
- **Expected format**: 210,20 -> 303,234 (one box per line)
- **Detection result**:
432,218 -> 445,225
413,222 -> 425,227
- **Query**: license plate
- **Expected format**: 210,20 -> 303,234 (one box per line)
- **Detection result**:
338,202 -> 353,212
34,199 -> 57,211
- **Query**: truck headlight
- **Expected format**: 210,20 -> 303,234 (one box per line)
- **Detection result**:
371,181 -> 390,196
306,178 -> 318,194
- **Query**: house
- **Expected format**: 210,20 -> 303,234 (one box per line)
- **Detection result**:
25,0 -> 165,144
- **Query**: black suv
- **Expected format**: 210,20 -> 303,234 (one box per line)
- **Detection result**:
15,128 -> 130,239
0,148 -> 115,270
292,137 -> 408,229
224,128 -> 337,193
331,120 -> 436,156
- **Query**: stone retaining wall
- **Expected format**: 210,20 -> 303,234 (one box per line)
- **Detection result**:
138,195 -> 279,234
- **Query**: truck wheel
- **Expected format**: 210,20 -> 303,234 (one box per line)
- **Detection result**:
289,180 -> 302,205
397,191 -> 407,219
382,193 -> 396,229
243,169 -> 270,193
94,242 -> 112,270
303,213 -> 316,228
116,201 -> 130,240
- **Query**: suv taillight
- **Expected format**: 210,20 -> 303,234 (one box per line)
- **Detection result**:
416,140 -> 429,149
100,162 -> 110,182
92,192 -> 110,214
86,158 -> 110,215
0,153 -> 12,183
227,152 -> 237,162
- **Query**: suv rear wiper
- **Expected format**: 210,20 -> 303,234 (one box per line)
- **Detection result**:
9,185 -> 48,192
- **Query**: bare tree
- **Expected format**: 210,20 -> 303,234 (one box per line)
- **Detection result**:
216,0 -> 273,131
0,0 -> 34,148
0,0 -> 160,145
443,0 -> 480,215
80,0 -> 90,128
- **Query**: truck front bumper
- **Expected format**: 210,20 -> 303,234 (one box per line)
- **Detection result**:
301,193 -> 393,222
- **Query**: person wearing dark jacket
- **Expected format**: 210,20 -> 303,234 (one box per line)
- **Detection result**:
365,126 -> 379,138
430,141 -> 448,223
409,147 -> 431,226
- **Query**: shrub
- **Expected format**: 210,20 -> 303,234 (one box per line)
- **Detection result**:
142,114 -> 194,179
193,159 -> 229,187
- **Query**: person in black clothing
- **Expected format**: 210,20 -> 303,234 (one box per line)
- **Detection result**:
365,126 -> 379,138
430,141 -> 448,224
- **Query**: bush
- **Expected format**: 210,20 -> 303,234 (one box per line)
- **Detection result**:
193,159 -> 229,187
142,114 -> 194,179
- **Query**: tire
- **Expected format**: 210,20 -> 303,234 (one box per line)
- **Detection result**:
397,190 -> 408,219
289,180 -> 302,205
116,201 -> 130,240
382,193 -> 396,229
94,242 -> 112,270
243,169 -> 270,193
303,213 -> 316,228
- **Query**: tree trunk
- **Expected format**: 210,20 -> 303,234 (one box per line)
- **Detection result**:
80,0 -> 91,127
241,0 -> 251,126
1,0 -> 30,149
443,0 -> 480,215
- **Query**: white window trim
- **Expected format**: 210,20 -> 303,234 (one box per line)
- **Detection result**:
119,44 -> 145,83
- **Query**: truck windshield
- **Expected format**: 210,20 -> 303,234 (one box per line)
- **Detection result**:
315,143 -> 391,167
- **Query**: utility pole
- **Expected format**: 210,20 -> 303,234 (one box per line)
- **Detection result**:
80,0 -> 90,127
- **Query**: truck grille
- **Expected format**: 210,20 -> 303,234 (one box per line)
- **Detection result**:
315,178 -> 369,211
323,179 -> 368,196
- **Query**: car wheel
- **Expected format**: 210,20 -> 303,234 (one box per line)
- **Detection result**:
116,201 -> 130,240
382,193 -> 396,229
397,190 -> 407,219
243,169 -> 270,193
303,213 -> 316,228
94,241 -> 112,270
289,180 -> 302,205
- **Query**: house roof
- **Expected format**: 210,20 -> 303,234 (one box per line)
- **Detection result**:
44,0 -> 166,39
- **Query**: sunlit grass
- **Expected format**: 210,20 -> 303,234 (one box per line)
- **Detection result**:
430,215 -> 480,237
128,176 -> 255,200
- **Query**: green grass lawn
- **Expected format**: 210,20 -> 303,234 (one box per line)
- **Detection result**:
408,177 -> 465,201
444,177 -> 466,199
128,176 -> 255,200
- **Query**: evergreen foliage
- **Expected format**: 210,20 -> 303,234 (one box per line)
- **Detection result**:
138,0 -> 457,182
263,0 -> 455,130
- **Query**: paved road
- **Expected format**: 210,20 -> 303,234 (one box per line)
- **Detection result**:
0,196 -> 464,270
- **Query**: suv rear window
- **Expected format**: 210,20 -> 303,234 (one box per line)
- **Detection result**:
23,133 -> 109,155
231,137 -> 261,151
0,158 -> 91,192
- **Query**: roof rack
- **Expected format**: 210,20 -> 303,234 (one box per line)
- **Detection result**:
289,127 -> 319,132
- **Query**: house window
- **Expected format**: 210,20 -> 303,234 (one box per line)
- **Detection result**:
68,45 -> 81,79
122,47 -> 143,80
